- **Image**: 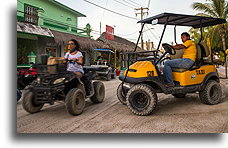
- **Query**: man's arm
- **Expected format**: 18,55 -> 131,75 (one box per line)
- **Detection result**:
173,44 -> 186,50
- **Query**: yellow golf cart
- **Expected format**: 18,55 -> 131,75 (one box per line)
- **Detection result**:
117,13 -> 226,116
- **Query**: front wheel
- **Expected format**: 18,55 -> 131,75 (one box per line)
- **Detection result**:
126,84 -> 157,116
117,83 -> 127,105
22,90 -> 44,113
65,88 -> 85,116
199,80 -> 222,105
90,81 -> 105,103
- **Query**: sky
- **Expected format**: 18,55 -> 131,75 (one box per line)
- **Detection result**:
0,1 -> 227,148
57,0 -> 205,48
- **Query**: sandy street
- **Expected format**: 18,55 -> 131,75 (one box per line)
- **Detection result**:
17,77 -> 227,133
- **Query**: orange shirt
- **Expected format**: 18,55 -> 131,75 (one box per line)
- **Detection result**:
182,40 -> 197,62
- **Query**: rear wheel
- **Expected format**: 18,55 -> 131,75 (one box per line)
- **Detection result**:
65,88 -> 85,116
126,84 -> 157,116
111,71 -> 116,79
117,83 -> 127,105
22,90 -> 44,113
111,74 -> 116,79
199,80 -> 222,105
106,73 -> 111,81
90,81 -> 105,103
172,93 -> 186,98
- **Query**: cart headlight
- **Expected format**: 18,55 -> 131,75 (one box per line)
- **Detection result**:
53,78 -> 65,84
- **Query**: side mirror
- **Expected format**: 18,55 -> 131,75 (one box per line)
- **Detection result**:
151,19 -> 158,25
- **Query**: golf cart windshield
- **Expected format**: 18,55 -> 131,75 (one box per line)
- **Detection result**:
138,12 -> 226,28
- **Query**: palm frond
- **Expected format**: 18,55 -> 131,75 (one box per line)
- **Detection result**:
224,1 -> 228,19
211,0 -> 227,18
192,2 -> 218,17
195,13 -> 212,17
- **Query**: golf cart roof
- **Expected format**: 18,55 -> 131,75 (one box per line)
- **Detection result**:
94,48 -> 114,53
138,12 -> 226,28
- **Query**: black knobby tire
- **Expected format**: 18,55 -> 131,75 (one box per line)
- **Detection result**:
199,80 -> 222,105
172,93 -> 186,98
111,72 -> 116,79
90,81 -> 105,103
106,73 -> 111,81
17,89 -> 22,102
126,84 -> 158,116
22,91 -> 44,113
117,83 -> 127,105
65,88 -> 85,116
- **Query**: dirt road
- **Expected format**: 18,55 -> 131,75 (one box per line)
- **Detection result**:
17,78 -> 227,133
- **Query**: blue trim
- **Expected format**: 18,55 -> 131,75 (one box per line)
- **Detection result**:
94,48 -> 114,53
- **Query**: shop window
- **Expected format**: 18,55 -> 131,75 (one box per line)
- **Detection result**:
24,4 -> 38,25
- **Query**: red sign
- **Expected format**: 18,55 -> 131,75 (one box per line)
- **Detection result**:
106,25 -> 114,40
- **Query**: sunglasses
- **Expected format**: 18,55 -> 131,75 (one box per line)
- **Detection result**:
67,43 -> 75,46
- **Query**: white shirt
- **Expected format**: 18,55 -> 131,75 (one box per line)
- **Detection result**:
64,51 -> 84,74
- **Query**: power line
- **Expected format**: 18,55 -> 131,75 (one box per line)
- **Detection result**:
100,0 -> 109,21
128,0 -> 143,7
91,28 -> 137,41
122,0 -> 139,8
83,0 -> 139,20
145,25 -> 160,41
91,31 -> 137,42
113,0 -> 135,9
147,0 -> 151,9
135,7 -> 149,49
117,30 -> 139,36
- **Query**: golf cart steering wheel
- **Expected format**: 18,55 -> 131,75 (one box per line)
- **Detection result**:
162,43 -> 176,55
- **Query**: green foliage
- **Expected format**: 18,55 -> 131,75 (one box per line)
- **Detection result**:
17,45 -> 28,64
191,0 -> 227,50
17,45 -> 36,64
192,0 -> 227,18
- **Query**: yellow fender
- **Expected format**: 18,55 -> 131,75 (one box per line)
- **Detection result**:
124,61 -> 158,78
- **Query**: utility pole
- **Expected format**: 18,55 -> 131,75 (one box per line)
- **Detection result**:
100,22 -> 102,35
135,7 -> 149,50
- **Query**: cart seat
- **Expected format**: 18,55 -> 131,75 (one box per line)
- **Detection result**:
195,42 -> 211,63
171,42 -> 211,73
172,68 -> 188,72
172,65 -> 199,72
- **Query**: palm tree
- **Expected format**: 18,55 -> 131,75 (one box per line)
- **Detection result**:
192,0 -> 227,78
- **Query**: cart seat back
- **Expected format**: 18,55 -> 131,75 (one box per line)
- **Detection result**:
171,42 -> 211,73
195,42 -> 211,63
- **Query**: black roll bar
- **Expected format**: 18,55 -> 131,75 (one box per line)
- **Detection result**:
198,19 -> 203,44
154,16 -> 170,65
134,23 -> 145,52
174,25 -> 177,44
121,23 -> 146,92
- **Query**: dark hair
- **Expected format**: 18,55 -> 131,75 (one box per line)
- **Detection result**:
68,39 -> 81,51
181,32 -> 190,38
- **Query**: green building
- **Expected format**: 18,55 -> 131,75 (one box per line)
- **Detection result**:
17,0 -> 100,65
